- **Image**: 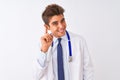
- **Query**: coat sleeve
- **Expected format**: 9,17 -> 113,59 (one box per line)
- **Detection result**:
82,38 -> 94,80
35,46 -> 52,80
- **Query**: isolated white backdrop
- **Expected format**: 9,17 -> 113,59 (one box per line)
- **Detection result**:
0,0 -> 120,80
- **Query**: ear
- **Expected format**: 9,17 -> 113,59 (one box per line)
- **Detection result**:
44,24 -> 50,30
44,24 -> 50,33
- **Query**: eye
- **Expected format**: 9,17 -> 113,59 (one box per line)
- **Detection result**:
61,18 -> 65,23
52,21 -> 58,26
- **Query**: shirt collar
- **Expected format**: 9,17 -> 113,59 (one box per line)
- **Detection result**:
53,32 -> 68,44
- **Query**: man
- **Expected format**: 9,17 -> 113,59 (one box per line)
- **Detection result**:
36,4 -> 94,80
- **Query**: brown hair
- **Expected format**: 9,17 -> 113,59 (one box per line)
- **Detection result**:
42,4 -> 65,25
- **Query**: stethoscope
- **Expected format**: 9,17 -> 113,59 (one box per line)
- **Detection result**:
51,31 -> 72,62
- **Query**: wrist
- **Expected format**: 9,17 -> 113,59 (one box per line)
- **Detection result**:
40,46 -> 48,53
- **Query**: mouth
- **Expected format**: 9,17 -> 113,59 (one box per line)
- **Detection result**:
53,29 -> 66,38
58,29 -> 66,33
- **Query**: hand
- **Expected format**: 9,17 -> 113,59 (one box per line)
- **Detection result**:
40,29 -> 53,53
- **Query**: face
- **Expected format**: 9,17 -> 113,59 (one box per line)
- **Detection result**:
45,14 -> 67,38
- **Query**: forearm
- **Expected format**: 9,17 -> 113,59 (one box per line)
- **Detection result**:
37,51 -> 47,68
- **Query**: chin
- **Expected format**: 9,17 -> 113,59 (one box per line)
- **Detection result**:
53,31 -> 66,38
59,32 -> 65,37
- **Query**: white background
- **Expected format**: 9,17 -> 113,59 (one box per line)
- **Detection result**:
0,0 -> 120,80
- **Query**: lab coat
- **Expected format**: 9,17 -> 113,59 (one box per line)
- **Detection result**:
36,31 -> 94,80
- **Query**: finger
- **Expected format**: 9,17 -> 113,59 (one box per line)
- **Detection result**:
45,28 -> 48,34
46,34 -> 53,42
48,35 -> 53,41
41,36 -> 48,42
46,35 -> 53,42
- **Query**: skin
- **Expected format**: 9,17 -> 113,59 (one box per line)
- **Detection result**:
40,14 -> 67,52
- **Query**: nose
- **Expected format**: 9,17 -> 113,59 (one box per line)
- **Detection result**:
58,23 -> 63,28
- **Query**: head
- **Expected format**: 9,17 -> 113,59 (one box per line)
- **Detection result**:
42,4 -> 67,38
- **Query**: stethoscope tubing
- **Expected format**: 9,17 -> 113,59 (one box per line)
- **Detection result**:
51,31 -> 72,62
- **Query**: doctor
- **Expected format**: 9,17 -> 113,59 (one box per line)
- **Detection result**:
36,4 -> 94,80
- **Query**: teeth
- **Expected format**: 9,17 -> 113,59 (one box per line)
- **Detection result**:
59,30 -> 64,32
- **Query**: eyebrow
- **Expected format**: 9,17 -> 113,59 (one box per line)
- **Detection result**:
51,17 -> 65,25
51,19 -> 59,24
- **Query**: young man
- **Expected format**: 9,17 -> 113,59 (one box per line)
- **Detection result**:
36,4 -> 94,80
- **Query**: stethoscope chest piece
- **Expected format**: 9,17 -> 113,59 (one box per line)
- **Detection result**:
69,56 -> 72,62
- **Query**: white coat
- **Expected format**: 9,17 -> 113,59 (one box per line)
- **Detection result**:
36,31 -> 94,80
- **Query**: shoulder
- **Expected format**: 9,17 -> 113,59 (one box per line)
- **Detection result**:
67,31 -> 87,48
67,31 -> 86,42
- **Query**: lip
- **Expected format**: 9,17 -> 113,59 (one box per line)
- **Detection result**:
59,30 -> 64,33
58,29 -> 65,33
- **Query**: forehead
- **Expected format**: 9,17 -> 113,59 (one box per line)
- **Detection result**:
49,14 -> 64,23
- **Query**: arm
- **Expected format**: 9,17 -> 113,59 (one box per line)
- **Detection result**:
35,47 -> 52,80
35,51 -> 47,80
82,38 -> 94,80
35,29 -> 53,80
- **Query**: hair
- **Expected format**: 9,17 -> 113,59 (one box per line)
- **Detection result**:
42,4 -> 65,25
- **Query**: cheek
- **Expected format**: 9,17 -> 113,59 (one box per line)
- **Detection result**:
50,27 -> 57,32
63,22 -> 67,27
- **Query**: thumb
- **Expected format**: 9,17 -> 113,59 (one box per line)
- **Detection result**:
45,28 -> 48,34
